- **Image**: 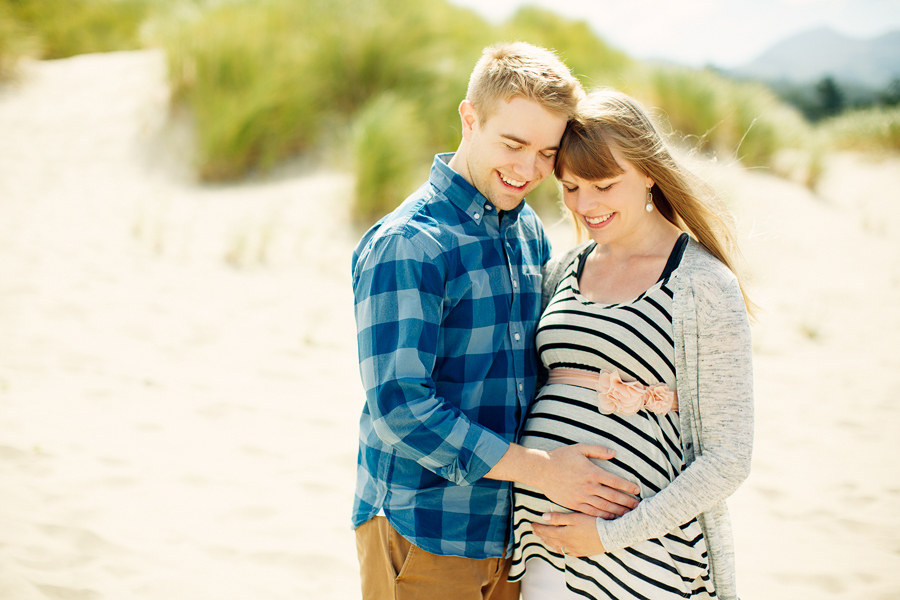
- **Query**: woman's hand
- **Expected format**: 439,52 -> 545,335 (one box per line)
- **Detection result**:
532,511 -> 607,557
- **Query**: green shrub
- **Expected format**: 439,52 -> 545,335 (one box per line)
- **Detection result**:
646,68 -> 722,145
165,2 -> 327,179
163,0 -> 886,224
163,0 -> 491,182
500,7 -> 630,85
819,106 -> 900,152
3,0 -> 152,59
720,80 -> 810,167
352,93 -> 430,222
0,2 -> 30,79
640,66 -> 810,167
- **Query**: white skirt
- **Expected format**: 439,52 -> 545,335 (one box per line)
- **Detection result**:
520,558 -> 580,600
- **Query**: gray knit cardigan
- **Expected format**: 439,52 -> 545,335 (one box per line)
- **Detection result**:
541,238 -> 754,600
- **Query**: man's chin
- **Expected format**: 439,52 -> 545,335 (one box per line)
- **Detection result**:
491,197 -> 525,212
494,183 -> 536,205
499,188 -> 533,209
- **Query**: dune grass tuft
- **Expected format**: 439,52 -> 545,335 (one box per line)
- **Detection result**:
819,106 -> 900,153
2,0 -> 153,60
162,0 -> 491,210
353,93 -> 431,223
640,67 -> 812,168
0,2 -> 31,80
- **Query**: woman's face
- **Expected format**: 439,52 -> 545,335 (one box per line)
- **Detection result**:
558,147 -> 655,248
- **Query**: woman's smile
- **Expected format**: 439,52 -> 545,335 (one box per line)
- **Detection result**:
584,213 -> 614,227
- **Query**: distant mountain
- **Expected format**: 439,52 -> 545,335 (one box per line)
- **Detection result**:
730,27 -> 900,88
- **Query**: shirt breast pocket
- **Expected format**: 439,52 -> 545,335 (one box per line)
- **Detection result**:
519,271 -> 543,321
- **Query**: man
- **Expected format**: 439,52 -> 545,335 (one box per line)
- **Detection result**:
351,42 -> 640,599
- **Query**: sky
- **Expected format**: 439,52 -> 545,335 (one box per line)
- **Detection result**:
445,0 -> 900,68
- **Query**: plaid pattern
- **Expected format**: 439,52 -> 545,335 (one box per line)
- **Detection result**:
351,154 -> 551,558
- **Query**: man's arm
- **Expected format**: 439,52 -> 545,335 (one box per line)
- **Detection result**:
354,232 -> 509,485
485,442 -> 640,519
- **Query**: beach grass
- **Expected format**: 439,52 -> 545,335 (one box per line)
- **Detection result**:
6,0 -> 894,220
0,2 -> 30,79
499,6 -> 631,85
639,67 -> 812,168
1,0 -> 153,60
162,0 -> 492,210
818,105 -> 900,152
161,0 -> 837,219
352,93 -> 431,223
164,1 -> 329,180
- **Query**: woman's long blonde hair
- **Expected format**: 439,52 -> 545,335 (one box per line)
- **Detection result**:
555,88 -> 755,315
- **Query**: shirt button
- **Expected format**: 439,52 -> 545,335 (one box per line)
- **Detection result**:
485,204 -> 493,211
512,280 -> 518,288
518,384 -> 524,391
514,333 -> 520,341
473,212 -> 481,220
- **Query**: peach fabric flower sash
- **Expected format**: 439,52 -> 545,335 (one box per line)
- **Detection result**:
546,368 -> 678,416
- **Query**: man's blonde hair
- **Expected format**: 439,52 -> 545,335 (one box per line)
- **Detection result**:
467,42 -> 583,124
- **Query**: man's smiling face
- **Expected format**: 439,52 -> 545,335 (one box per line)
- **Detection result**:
459,96 -> 568,212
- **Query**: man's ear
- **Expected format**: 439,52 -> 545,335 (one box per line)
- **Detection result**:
459,100 -> 478,140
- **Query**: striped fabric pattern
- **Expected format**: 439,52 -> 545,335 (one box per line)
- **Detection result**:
510,239 -> 716,599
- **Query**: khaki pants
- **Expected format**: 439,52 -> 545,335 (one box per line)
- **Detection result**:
355,516 -> 520,600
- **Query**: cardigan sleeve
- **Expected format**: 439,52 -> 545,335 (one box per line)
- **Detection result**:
594,264 -> 754,552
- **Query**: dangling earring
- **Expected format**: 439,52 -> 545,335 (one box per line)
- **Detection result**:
645,187 -> 654,212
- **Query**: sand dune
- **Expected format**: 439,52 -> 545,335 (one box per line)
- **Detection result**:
1,50 -> 898,599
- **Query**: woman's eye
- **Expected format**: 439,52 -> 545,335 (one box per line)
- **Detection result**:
596,184 -> 612,192
563,186 -> 576,193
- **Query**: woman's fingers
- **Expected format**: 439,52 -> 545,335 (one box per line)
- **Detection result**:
534,511 -> 608,557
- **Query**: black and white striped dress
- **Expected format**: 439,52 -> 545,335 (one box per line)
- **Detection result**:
510,234 -> 716,600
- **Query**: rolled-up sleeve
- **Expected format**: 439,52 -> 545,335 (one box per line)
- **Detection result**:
354,233 -> 509,486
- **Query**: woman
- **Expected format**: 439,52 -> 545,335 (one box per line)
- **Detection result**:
509,89 -> 754,600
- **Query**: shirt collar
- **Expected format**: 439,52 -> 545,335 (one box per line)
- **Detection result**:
431,153 -> 525,225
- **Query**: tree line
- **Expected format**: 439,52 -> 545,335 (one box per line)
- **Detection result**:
772,76 -> 900,122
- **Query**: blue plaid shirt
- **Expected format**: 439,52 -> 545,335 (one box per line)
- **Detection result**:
351,154 -> 551,558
